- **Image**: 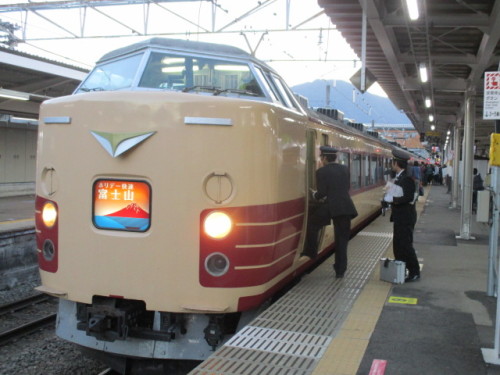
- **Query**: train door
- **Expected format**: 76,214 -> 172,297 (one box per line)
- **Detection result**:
298,129 -> 326,257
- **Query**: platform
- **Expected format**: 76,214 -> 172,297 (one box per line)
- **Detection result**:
189,185 -> 500,375
0,195 -> 35,234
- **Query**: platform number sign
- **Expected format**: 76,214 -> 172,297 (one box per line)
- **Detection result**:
484,72 -> 500,120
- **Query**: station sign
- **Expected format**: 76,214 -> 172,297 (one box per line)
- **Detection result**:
483,72 -> 500,120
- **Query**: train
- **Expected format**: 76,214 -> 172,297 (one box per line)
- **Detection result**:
34,37 -> 413,371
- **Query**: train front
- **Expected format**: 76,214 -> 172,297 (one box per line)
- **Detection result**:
35,39 -> 308,362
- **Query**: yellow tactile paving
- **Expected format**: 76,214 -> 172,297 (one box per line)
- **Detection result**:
312,337 -> 370,375
311,253 -> 392,375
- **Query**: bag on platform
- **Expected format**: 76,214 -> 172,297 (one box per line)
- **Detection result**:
379,258 -> 405,284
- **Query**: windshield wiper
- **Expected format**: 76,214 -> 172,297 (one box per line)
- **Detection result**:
213,88 -> 259,97
182,86 -> 220,93
78,87 -> 105,92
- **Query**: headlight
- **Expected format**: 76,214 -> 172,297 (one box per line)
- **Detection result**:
203,211 -> 232,239
42,201 -> 57,228
205,253 -> 230,277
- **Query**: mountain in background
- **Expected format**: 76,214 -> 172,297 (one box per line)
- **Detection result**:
291,79 -> 411,125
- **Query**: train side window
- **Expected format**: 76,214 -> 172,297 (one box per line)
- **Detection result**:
254,67 -> 279,102
363,155 -> 370,186
384,157 -> 391,181
351,154 -> 361,190
261,70 -> 285,105
271,75 -> 303,111
376,156 -> 384,183
337,152 -> 349,168
306,130 -> 317,190
273,75 -> 303,112
370,155 -> 378,185
322,134 -> 328,146
269,73 -> 292,107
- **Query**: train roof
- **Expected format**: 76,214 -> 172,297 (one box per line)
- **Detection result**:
97,37 -> 272,69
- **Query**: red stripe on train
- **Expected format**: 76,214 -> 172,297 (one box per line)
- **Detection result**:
199,198 -> 305,288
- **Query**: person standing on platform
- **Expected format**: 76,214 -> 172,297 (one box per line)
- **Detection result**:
472,168 -> 484,214
302,146 -> 358,278
383,150 -> 421,282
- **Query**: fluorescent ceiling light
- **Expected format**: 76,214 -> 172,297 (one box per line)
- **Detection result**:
0,88 -> 30,101
429,114 -> 434,121
430,125 -> 435,131
419,64 -> 428,83
161,66 -> 198,73
425,98 -> 431,108
406,0 -> 419,20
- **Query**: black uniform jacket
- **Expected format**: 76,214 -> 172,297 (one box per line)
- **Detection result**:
390,169 -> 415,225
314,162 -> 358,219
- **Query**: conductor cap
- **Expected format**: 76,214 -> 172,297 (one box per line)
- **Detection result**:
320,146 -> 338,156
392,149 -> 410,161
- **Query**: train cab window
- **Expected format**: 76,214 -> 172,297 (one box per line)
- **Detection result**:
76,53 -> 144,93
351,154 -> 361,190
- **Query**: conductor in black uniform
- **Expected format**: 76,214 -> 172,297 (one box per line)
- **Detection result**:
302,146 -> 358,278
385,149 -> 421,282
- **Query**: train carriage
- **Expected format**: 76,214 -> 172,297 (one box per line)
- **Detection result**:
35,38 -> 399,368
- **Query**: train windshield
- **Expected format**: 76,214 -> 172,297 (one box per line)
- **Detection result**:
138,52 -> 264,97
77,53 -> 143,93
76,50 -> 265,99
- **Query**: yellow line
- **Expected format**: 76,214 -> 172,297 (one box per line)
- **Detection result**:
0,218 -> 34,225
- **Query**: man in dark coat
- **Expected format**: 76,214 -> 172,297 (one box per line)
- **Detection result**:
385,149 -> 421,282
302,146 -> 358,278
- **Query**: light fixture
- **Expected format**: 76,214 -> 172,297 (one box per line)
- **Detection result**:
419,63 -> 428,83
447,130 -> 451,135
430,125 -> 435,131
425,98 -> 431,108
406,0 -> 419,20
429,114 -> 434,122
0,88 -> 30,101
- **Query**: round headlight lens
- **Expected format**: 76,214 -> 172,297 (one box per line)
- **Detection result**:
42,201 -> 57,228
205,253 -> 230,277
203,211 -> 232,239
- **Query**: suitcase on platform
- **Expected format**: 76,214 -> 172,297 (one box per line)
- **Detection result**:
379,258 -> 405,284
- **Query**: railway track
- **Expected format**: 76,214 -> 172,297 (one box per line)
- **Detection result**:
0,313 -> 56,346
0,293 -> 53,316
0,294 -> 57,346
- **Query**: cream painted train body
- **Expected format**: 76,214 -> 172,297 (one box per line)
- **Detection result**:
35,38 -> 400,366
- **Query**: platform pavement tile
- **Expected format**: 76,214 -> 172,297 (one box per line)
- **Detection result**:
312,337 -> 369,375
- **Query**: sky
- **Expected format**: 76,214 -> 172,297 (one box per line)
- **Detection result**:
0,0 -> 387,96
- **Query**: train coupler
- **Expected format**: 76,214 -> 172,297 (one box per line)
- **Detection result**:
204,315 -> 225,351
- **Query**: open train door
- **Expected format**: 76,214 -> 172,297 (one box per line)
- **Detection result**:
298,128 -> 326,257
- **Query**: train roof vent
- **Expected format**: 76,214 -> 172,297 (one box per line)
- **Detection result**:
316,107 -> 342,121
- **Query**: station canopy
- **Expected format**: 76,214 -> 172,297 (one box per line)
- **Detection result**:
319,0 -> 500,157
0,46 -> 86,119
